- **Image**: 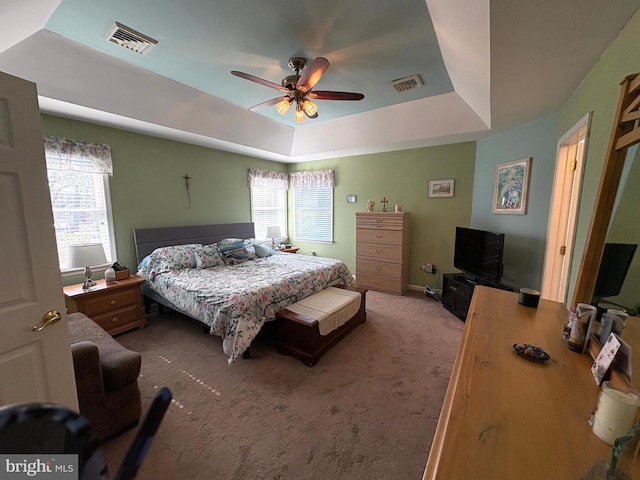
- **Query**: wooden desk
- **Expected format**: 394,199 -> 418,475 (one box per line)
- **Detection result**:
423,286 -> 632,480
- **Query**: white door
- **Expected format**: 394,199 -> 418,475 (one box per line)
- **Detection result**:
0,71 -> 78,410
541,113 -> 589,303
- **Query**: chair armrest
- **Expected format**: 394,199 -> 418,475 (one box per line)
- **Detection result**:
70,341 -> 106,401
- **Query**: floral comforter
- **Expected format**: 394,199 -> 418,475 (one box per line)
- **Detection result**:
143,253 -> 355,364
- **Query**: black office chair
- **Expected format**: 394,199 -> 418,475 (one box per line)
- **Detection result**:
0,387 -> 171,480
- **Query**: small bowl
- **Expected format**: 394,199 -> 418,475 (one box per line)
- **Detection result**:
513,343 -> 550,362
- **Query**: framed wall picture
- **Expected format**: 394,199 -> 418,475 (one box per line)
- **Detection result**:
428,178 -> 455,198
492,158 -> 531,215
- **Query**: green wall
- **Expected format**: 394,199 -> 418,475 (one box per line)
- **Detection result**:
556,7 -> 640,305
288,142 -> 477,287
471,115 -> 557,290
42,115 -> 287,286
43,115 -> 476,290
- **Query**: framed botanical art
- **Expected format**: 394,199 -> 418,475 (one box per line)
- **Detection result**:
492,158 -> 530,214
428,178 -> 455,198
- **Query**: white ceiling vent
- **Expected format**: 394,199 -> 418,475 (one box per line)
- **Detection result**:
391,74 -> 423,93
105,22 -> 158,54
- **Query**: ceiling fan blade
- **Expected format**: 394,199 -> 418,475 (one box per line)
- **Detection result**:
249,96 -> 289,111
309,91 -> 365,101
296,57 -> 330,92
231,71 -> 289,92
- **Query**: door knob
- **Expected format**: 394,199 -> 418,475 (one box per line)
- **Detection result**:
32,310 -> 62,332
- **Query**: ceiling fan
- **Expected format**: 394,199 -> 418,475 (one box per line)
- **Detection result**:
231,57 -> 364,123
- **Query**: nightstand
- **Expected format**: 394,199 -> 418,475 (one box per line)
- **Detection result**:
280,247 -> 300,253
64,275 -> 147,335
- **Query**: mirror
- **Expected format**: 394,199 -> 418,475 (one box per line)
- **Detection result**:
571,74 -> 640,309
600,145 -> 640,315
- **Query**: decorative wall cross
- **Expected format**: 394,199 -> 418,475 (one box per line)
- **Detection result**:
183,174 -> 191,208
380,197 -> 389,212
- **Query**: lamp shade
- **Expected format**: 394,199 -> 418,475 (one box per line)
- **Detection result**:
68,243 -> 107,268
265,226 -> 281,239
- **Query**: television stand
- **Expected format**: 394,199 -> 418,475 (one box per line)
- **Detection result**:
442,273 -> 507,321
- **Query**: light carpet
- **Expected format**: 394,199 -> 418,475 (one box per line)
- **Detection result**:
101,290 -> 463,480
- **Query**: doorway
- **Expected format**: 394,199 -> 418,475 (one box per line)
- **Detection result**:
541,113 -> 590,303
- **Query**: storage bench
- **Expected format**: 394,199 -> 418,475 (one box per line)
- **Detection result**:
275,285 -> 367,366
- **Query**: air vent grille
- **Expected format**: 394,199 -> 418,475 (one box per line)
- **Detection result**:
391,74 -> 423,93
105,22 -> 157,54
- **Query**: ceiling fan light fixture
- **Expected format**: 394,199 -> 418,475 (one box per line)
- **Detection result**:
302,99 -> 317,117
294,103 -> 305,123
275,98 -> 292,115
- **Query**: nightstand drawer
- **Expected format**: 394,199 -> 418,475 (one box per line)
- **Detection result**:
91,305 -> 140,332
83,289 -> 139,317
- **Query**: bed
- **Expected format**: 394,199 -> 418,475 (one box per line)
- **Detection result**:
133,223 -> 356,364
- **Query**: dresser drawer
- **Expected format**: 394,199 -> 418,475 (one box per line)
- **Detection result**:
356,242 -> 403,261
356,259 -> 402,277
356,228 -> 403,245
356,273 -> 402,294
91,305 -> 140,333
356,215 -> 405,230
83,289 -> 138,317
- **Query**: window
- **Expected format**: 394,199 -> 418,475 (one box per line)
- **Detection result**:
290,169 -> 334,243
44,136 -> 116,273
248,168 -> 288,240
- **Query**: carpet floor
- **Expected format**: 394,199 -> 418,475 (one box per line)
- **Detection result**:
101,289 -> 463,480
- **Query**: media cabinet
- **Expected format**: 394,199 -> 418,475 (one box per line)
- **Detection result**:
442,273 -> 511,320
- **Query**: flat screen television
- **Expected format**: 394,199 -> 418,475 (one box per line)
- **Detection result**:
592,243 -> 637,302
454,227 -> 505,285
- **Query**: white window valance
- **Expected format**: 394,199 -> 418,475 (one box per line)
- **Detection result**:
43,136 -> 113,175
248,168 -> 289,189
289,169 -> 335,189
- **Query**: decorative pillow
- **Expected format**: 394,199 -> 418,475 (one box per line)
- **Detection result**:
136,255 -> 152,279
243,238 -> 257,257
149,244 -> 201,272
218,239 -> 254,266
195,244 -> 225,269
254,243 -> 275,258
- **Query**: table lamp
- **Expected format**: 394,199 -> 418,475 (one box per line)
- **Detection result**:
68,243 -> 107,290
265,226 -> 281,248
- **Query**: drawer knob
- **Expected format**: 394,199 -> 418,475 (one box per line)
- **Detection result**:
109,300 -> 116,306
375,249 -> 382,253
375,235 -> 382,238
375,267 -> 381,270
111,317 -> 118,323
374,280 -> 381,284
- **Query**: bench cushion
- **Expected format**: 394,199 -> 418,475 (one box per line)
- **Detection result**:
285,287 -> 362,335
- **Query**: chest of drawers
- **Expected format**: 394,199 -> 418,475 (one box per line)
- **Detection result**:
355,212 -> 411,295
64,275 -> 146,335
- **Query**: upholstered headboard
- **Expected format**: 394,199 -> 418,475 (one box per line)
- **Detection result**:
133,222 -> 255,264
